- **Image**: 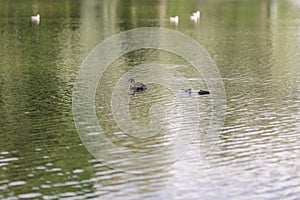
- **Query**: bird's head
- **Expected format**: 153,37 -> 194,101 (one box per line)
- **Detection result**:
128,79 -> 135,83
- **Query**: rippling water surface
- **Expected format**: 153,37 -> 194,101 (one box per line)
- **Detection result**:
0,0 -> 300,199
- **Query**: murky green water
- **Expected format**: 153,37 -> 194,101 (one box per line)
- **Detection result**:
0,0 -> 300,199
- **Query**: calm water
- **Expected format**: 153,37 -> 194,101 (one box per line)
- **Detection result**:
1,0 -> 300,199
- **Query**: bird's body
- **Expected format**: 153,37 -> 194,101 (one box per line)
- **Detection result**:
198,89 -> 210,95
193,11 -> 200,19
129,79 -> 147,95
190,11 -> 200,23
190,15 -> 198,22
182,88 -> 210,95
169,16 -> 179,25
31,14 -> 40,25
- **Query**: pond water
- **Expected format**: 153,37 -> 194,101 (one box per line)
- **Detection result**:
0,0 -> 300,199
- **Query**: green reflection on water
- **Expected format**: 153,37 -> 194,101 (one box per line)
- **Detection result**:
0,0 -> 299,199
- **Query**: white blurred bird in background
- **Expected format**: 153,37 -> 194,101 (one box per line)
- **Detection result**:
190,11 -> 200,23
169,16 -> 179,25
31,14 -> 40,25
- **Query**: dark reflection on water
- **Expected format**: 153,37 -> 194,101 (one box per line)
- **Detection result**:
0,0 -> 299,199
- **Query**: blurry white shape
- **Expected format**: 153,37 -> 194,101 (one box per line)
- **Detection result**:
190,15 -> 198,22
169,16 -> 179,25
193,11 -> 200,18
191,11 -> 200,23
31,14 -> 40,25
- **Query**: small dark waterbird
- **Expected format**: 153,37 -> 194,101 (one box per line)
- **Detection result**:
128,79 -> 147,95
198,89 -> 210,95
183,88 -> 210,95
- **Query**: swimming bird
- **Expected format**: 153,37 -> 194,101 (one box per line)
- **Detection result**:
31,14 -> 40,25
169,16 -> 179,25
198,89 -> 210,95
129,79 -> 147,95
182,88 -> 210,95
